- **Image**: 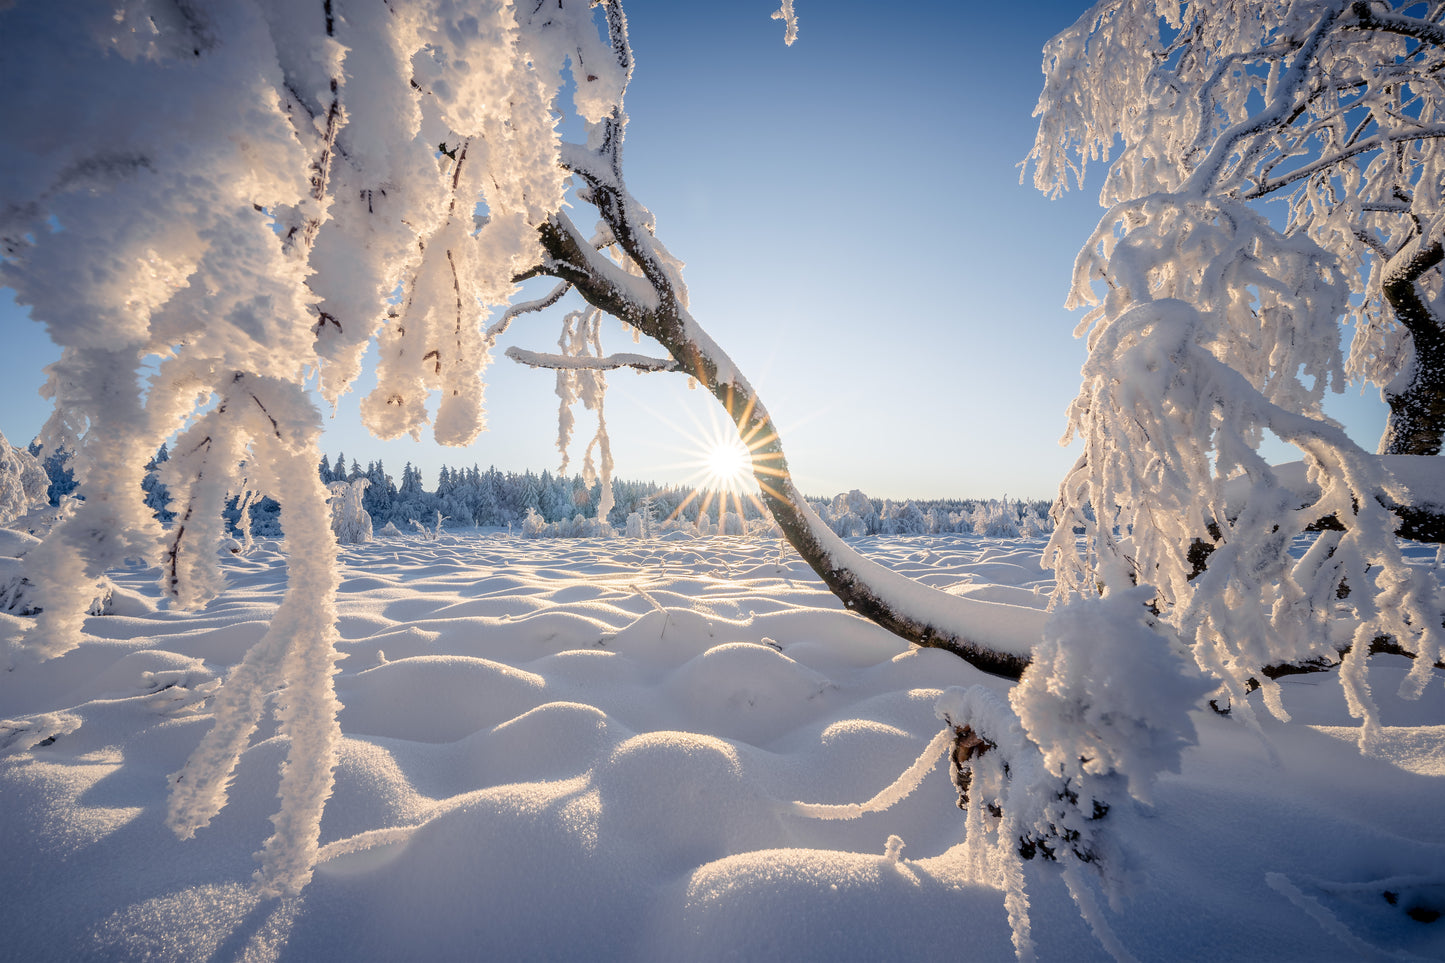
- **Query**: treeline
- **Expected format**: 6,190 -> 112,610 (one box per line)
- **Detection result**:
312,451 -> 786,533
32,443 -> 778,535
30,443 -> 1056,538
807,490 -> 1055,538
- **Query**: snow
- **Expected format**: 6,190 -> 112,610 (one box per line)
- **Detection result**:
3,530 -> 1443,961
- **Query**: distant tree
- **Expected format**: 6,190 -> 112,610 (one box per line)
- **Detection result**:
361,461 -> 395,522
142,444 -> 174,525
888,500 -> 928,537
539,472 -> 572,522
328,478 -> 372,545
473,468 -> 503,526
0,431 -> 49,526
28,441 -> 76,506
398,462 -> 423,498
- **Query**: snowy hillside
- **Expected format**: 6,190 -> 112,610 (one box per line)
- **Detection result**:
2,530 -> 1442,961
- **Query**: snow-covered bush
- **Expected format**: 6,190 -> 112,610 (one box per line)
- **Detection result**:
410,511 -> 446,541
936,685 -> 1136,961
0,432 -> 79,616
522,507 -> 549,539
328,479 -> 372,545
973,500 -> 1021,538
0,431 -> 49,527
514,508 -> 614,539
720,511 -> 746,536
624,512 -> 645,540
1014,589 -> 1210,847
747,515 -> 782,538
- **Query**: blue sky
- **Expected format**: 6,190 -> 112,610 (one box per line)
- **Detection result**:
0,1 -> 1390,501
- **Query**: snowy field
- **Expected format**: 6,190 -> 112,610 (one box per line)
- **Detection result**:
2,530 -> 1443,962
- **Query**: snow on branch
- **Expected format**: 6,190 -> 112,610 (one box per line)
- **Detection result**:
504,346 -> 678,372
0,0 -> 645,895
1030,1 -> 1445,752
772,1 -> 799,46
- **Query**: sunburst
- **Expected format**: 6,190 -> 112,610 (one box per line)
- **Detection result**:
652,399 -> 781,531
701,432 -> 752,495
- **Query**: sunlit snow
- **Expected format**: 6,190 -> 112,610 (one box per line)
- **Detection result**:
3,529 -> 1442,961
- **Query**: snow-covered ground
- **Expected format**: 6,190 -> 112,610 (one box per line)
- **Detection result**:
2,531 -> 1443,961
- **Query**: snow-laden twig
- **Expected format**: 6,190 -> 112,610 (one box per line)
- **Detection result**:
1264,872 -> 1408,962
789,727 -> 951,819
505,346 -> 677,372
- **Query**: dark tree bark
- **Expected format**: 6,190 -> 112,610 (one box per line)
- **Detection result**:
1378,238 -> 1445,457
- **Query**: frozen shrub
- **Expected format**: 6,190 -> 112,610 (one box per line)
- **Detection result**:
0,432 -> 49,527
624,512 -> 644,539
328,479 -> 372,545
523,507 -> 550,539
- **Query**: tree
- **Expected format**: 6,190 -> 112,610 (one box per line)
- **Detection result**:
1027,0 -> 1445,731
328,477 -> 373,544
0,0 -> 1101,897
0,430 -> 49,527
362,460 -> 395,521
142,443 -> 174,525
28,441 -> 77,506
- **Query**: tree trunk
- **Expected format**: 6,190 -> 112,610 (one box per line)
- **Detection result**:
1379,239 -> 1445,457
529,214 -> 1031,680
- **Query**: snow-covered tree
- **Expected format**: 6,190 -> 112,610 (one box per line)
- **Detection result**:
141,444 -> 174,525
0,431 -> 50,528
29,441 -> 77,506
328,478 -> 372,544
1026,0 -> 1445,736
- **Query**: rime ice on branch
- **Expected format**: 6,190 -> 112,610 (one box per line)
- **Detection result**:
0,0 -> 604,895
1027,0 -> 1445,735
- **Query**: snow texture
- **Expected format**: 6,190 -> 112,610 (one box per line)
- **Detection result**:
3,531 -> 1442,961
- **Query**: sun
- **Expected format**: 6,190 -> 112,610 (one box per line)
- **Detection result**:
703,435 -> 752,493
641,391 -> 787,531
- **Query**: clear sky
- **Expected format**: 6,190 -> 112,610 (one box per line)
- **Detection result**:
0,1 -> 1390,501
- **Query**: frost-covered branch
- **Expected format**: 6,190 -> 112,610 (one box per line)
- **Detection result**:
504,346 -> 677,372
1031,0 -> 1445,460
1029,2 -> 1445,748
1351,1 -> 1445,46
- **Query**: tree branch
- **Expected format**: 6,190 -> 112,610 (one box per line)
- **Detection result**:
1351,2 -> 1445,47
504,346 -> 676,372
533,206 -> 1035,680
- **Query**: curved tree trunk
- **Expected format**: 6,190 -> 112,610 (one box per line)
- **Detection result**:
506,0 -> 1029,680
528,213 -> 1034,680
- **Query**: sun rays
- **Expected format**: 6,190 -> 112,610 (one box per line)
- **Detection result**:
651,387 -> 789,530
